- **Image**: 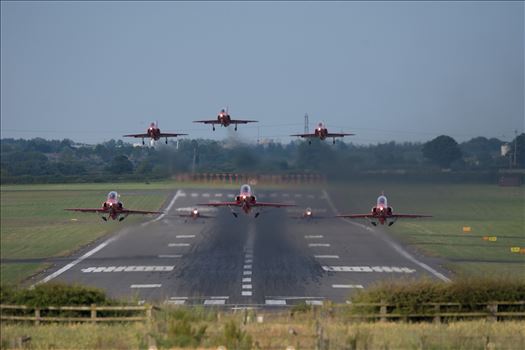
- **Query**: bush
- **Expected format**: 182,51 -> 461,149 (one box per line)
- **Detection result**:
218,321 -> 252,350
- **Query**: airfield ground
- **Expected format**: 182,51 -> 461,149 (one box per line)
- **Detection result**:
1,180 -> 523,306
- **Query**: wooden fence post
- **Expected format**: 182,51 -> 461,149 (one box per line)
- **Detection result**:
433,304 -> 441,323
90,304 -> 97,322
34,307 -> 40,326
380,300 -> 387,322
487,302 -> 498,322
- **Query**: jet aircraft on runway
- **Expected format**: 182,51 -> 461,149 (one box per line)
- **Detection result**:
198,184 -> 295,217
124,122 -> 187,145
291,122 -> 354,144
177,208 -> 215,221
289,207 -> 326,220
193,108 -> 258,131
65,191 -> 163,221
336,193 -> 432,226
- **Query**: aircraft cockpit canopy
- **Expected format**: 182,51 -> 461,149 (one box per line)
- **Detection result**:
108,191 -> 119,200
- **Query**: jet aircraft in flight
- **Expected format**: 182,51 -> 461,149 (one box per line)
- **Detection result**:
336,193 -> 432,226
65,191 -> 163,221
198,184 -> 295,217
124,122 -> 187,145
193,108 -> 258,131
291,122 -> 354,144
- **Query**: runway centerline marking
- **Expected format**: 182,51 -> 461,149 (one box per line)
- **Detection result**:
204,299 -> 225,305
158,254 -> 182,258
176,235 -> 195,238
308,243 -> 331,247
314,255 -> 339,259
242,277 -> 252,283
168,243 -> 190,247
305,235 -> 324,239
242,291 -> 252,296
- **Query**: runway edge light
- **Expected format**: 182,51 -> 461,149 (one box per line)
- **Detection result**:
510,247 -> 521,253
462,226 -> 471,232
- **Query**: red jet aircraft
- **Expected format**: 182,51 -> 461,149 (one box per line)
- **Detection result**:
124,122 -> 187,145
291,122 -> 354,144
336,193 -> 432,226
177,208 -> 215,221
193,108 -> 258,131
65,191 -> 163,221
289,207 -> 325,220
198,184 -> 295,217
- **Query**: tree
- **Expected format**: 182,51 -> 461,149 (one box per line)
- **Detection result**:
422,135 -> 462,168
107,155 -> 133,174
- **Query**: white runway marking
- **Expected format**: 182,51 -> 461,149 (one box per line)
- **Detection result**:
306,300 -> 323,306
204,299 -> 225,305
321,189 -> 450,282
270,193 -> 277,197
152,190 -> 184,223
243,264 -> 252,269
191,193 -> 199,197
307,194 -> 315,199
314,255 -> 339,259
282,193 -> 290,197
227,194 -> 235,198
158,254 -> 182,258
82,266 -> 174,273
202,193 -> 210,197
332,284 -> 364,289
322,266 -> 416,273
176,235 -> 195,238
308,243 -> 331,247
130,284 -> 161,288
242,284 -> 252,289
166,299 -> 186,305
168,243 -> 190,247
243,270 -> 252,275
242,291 -> 252,296
295,194 -> 303,198
178,192 -> 187,197
305,235 -> 324,239
32,236 -> 117,287
242,277 -> 252,283
265,300 -> 286,305
214,193 -> 223,197
245,259 -> 253,264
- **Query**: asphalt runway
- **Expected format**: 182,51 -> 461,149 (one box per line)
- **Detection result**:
35,187 -> 450,307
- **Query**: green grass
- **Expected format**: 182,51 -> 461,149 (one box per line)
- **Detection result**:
0,185 -> 169,286
327,182 -> 525,278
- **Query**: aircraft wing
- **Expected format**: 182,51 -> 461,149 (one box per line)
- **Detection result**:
193,120 -> 219,125
290,133 -> 317,138
390,214 -> 432,218
197,202 -> 239,207
336,214 -> 374,219
253,202 -> 296,208
326,132 -> 355,137
119,209 -> 163,215
65,208 -> 107,213
158,133 -> 188,137
123,133 -> 149,138
229,119 -> 258,124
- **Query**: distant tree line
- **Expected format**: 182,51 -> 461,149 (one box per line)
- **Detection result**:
1,134 -> 523,184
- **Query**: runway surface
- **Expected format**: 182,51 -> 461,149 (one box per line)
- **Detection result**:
36,187 -> 450,307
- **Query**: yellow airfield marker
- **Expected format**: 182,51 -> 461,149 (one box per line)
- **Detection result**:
482,236 -> 497,242
462,226 -> 471,233
510,247 -> 520,253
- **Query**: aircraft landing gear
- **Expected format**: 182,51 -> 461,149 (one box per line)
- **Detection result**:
165,138 -> 168,144
308,140 -> 312,145
332,138 -> 336,144
101,217 -> 108,222
232,212 -> 238,218
234,124 -> 238,131
254,212 -> 260,218
371,222 -> 377,226
119,217 -> 126,222
213,126 -> 215,131
142,139 -> 145,145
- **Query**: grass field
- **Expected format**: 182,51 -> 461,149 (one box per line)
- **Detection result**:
1,314 -> 524,349
0,184 -> 169,286
327,181 -> 525,278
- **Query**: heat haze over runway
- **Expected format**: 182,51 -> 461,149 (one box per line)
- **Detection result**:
36,187 -> 450,307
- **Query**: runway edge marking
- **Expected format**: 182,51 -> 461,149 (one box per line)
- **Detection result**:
33,190 -> 184,287
321,189 -> 451,283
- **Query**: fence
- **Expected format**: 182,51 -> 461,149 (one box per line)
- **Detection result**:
174,172 -> 327,185
0,304 -> 153,324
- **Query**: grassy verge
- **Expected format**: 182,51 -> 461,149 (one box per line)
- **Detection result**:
1,315 -> 524,349
327,181 -> 525,278
0,184 -> 168,286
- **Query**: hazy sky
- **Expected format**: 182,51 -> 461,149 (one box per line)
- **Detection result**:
1,1 -> 523,145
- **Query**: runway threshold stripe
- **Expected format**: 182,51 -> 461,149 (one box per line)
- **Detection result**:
308,243 -> 330,247
204,299 -> 225,305
314,255 -> 339,259
168,243 -> 190,247
176,235 -> 195,238
305,235 -> 324,239
265,300 -> 286,305
130,284 -> 161,288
